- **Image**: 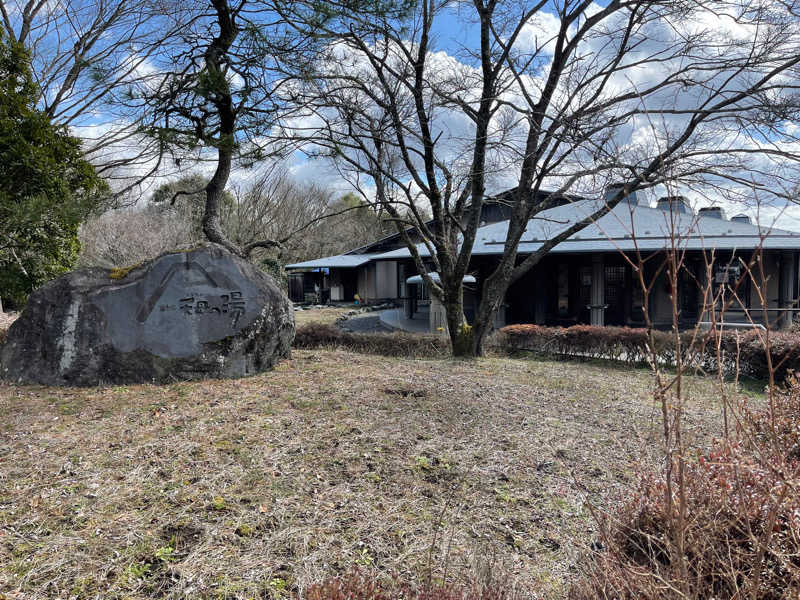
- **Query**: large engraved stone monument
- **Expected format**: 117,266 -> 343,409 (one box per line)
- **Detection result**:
0,244 -> 295,385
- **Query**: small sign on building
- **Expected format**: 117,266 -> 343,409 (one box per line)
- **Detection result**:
714,264 -> 741,284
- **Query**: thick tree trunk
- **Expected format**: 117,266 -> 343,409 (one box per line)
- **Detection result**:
446,300 -> 474,358
441,282 -> 475,358
470,287 -> 505,357
201,0 -> 241,256
470,243 -> 539,357
203,142 -> 240,256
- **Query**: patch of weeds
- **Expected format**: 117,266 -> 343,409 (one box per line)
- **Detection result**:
413,454 -> 457,482
154,543 -> 177,563
70,575 -> 98,596
267,575 -> 294,599
235,523 -> 255,537
8,555 -> 33,579
11,542 -> 38,557
211,496 -> 227,511
414,455 -> 432,471
494,485 -> 515,504
354,547 -> 374,567
55,399 -> 82,416
123,561 -> 152,583
213,439 -> 236,452
118,540 -> 178,590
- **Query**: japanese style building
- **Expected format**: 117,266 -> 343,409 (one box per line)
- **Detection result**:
286,188 -> 800,332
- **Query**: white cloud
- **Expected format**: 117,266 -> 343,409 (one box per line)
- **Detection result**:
62,1 -> 800,231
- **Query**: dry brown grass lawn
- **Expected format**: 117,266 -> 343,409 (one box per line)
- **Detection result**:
0,312 -> 17,329
0,350 -> 739,599
0,312 -> 17,345
293,306 -> 354,328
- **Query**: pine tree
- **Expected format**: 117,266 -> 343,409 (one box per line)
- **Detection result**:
0,31 -> 107,309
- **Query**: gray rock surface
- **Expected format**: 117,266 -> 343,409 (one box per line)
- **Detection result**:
0,244 -> 295,385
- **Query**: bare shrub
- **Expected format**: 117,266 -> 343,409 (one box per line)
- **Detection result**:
294,323 -> 450,358
570,378 -> 800,599
567,176 -> 800,599
306,570 -> 517,600
494,324 -> 800,381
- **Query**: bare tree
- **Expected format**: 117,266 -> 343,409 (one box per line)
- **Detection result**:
286,0 -> 800,356
78,204 -> 199,268
113,0 -> 413,257
222,167 -> 330,262
79,165 -> 388,273
222,169 -> 389,266
0,0 -> 193,197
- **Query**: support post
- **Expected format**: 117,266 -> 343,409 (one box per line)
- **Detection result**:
429,294 -> 448,335
590,254 -> 605,326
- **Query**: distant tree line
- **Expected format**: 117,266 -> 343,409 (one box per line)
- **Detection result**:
78,170 -> 392,284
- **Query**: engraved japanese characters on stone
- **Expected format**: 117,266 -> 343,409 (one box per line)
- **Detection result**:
92,250 -> 266,358
175,291 -> 247,326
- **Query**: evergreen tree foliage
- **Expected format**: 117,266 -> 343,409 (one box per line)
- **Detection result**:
0,31 -> 106,309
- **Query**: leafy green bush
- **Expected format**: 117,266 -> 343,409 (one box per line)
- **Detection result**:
0,30 -> 106,309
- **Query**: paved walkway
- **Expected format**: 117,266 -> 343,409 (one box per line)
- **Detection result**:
338,313 -> 394,334
378,308 -> 431,333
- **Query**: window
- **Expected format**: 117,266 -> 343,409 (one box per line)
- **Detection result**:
605,266 -> 625,285
680,265 -> 699,317
713,262 -> 749,310
579,266 -> 592,287
604,266 -> 625,306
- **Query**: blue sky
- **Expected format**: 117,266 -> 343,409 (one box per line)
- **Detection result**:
8,0 -> 797,231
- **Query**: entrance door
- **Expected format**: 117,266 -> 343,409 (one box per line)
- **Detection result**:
679,263 -> 699,324
604,265 -> 626,326
576,266 -> 592,324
